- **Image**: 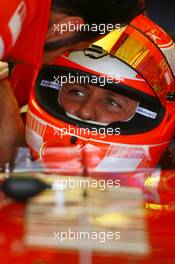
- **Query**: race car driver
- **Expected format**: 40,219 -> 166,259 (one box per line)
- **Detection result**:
26,14 -> 175,172
0,0 -> 144,167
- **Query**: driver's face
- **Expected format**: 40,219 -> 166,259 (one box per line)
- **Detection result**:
59,83 -> 138,124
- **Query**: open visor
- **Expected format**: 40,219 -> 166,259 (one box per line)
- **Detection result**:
35,62 -> 165,135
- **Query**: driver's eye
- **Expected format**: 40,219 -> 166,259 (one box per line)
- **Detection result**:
67,86 -> 89,96
70,89 -> 86,97
104,97 -> 121,110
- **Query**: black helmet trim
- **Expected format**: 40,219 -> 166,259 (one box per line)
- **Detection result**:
35,65 -> 165,135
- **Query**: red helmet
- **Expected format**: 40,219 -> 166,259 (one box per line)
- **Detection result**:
26,15 -> 175,172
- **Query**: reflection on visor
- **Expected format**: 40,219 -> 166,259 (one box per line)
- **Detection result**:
111,26 -> 173,97
91,25 -> 174,100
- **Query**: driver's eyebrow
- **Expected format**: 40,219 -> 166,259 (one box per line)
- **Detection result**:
80,84 -> 89,89
69,83 -> 89,89
106,91 -> 119,97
